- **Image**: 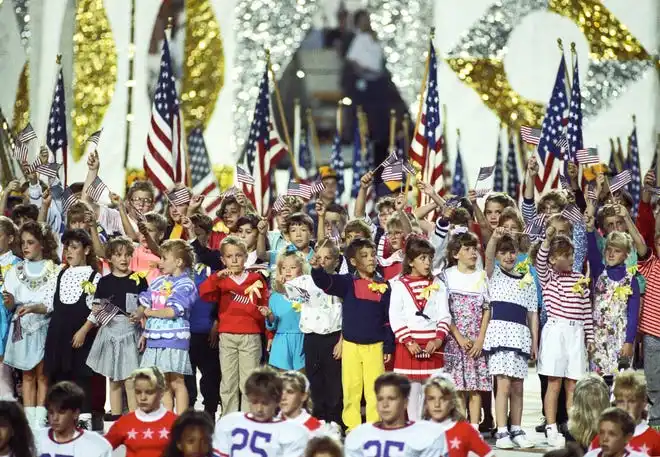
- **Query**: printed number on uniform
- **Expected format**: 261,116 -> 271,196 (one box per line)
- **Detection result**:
363,441 -> 405,457
40,454 -> 74,457
230,428 -> 272,457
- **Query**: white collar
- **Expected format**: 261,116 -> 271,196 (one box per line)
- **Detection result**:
634,421 -> 649,436
135,405 -> 167,422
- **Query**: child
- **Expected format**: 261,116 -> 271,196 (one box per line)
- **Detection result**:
139,239 -> 198,413
585,217 -> 640,377
567,374 -> 610,451
184,213 -> 224,271
279,371 -> 342,440
584,408 -> 644,457
208,193 -> 247,250
233,214 -> 266,268
345,373 -> 448,457
536,225 -> 593,447
163,410 -> 214,457
212,367 -> 310,457
263,249 -> 308,370
280,212 -> 315,262
589,371 -> 660,455
310,237 -> 394,431
389,237 -> 451,420
441,231 -> 491,427
284,238 -> 343,427
269,196 -> 304,256
2,221 -> 60,428
86,236 -> 149,417
35,381 -> 112,456
0,400 -> 37,457
199,236 -> 268,414
423,374 -> 493,457
0,217 -> 19,398
130,211 -> 167,284
42,229 -> 101,429
105,367 -> 178,457
304,437 -> 343,457
379,212 -> 407,280
483,229 -> 538,448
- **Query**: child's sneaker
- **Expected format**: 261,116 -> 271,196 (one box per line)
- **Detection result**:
495,432 -> 515,449
511,430 -> 535,448
546,427 -> 565,448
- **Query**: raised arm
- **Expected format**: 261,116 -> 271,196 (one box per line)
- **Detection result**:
81,150 -> 100,203
110,192 -> 139,241
535,225 -> 556,286
468,189 -> 491,242
353,171 -> 373,218
619,204 -> 647,258
485,227 -> 505,278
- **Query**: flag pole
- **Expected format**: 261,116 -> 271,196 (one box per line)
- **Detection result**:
266,50 -> 299,180
410,27 -> 434,160
306,108 -> 322,168
123,0 -> 137,169
402,113 -> 410,158
358,106 -> 368,161
388,110 -> 397,151
457,128 -> 470,191
557,39 -> 571,94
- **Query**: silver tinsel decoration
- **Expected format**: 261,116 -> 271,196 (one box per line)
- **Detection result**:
11,0 -> 30,51
446,0 -> 655,120
232,0 -> 317,154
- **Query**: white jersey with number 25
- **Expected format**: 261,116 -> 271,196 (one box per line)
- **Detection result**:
213,412 -> 310,457
345,421 -> 448,457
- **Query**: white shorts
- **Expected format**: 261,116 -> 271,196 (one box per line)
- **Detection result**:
538,318 -> 588,380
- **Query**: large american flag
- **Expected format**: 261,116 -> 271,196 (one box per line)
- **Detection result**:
409,39 -> 444,199
494,136 -> 504,192
46,68 -> 68,184
627,126 -> 641,218
566,54 -> 583,161
188,127 -> 222,220
144,35 -> 185,193
330,129 -> 344,198
506,130 -> 519,200
242,64 -> 287,215
451,140 -> 466,197
533,55 -> 569,194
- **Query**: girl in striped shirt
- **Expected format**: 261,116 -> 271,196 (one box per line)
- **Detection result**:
535,225 -> 593,448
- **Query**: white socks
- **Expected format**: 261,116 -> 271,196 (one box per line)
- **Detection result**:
407,382 -> 424,421
34,406 -> 47,429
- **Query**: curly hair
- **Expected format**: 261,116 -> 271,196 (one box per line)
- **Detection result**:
19,220 -> 60,263
568,374 -> 610,448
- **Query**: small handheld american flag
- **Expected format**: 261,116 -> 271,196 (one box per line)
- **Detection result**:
36,162 -> 61,179
310,181 -> 325,197
236,165 -> 255,185
62,186 -> 79,214
381,160 -> 403,182
287,182 -> 312,200
520,126 -> 542,145
476,165 -> 495,182
86,176 -> 108,202
474,188 -> 491,198
576,148 -> 599,166
272,196 -> 286,213
86,129 -> 102,147
13,123 -> 37,162
231,292 -> 252,305
401,160 -> 417,176
524,213 -> 547,237
561,204 -> 583,224
609,170 -> 632,193
167,187 -> 192,206
92,298 -> 122,327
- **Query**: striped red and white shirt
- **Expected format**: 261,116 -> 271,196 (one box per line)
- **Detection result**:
638,254 -> 660,338
536,245 -> 594,341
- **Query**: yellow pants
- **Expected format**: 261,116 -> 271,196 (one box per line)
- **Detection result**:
342,340 -> 384,431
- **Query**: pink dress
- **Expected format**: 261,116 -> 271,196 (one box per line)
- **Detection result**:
130,245 -> 161,284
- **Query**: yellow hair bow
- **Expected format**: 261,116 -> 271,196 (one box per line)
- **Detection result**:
129,271 -> 148,285
627,265 -> 638,276
571,276 -> 590,296
81,280 -> 97,295
519,272 -> 534,289
368,282 -> 388,294
419,283 -> 440,300
245,280 -> 264,302
162,281 -> 173,298
291,302 -> 302,312
613,285 -> 633,301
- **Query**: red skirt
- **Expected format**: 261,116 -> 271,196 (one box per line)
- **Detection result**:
393,339 -> 444,381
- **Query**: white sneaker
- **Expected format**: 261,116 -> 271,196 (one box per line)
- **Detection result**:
495,432 -> 515,449
511,430 -> 535,448
546,428 -> 566,448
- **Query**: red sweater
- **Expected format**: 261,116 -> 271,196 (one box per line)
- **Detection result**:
105,408 -> 177,457
199,271 -> 268,334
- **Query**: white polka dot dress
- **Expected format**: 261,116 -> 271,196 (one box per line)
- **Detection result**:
483,266 -> 538,379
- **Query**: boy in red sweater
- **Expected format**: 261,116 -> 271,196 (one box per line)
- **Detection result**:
199,236 -> 269,415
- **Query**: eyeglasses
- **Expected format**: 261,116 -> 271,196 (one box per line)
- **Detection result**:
131,198 -> 153,204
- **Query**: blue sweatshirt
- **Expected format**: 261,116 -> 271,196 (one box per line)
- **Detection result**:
189,264 -> 216,334
311,267 -> 395,354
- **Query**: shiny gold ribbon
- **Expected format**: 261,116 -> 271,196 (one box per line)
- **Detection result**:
419,283 -> 440,300
291,302 -> 302,312
571,276 -> 590,296
613,285 -> 633,301
368,282 -> 388,294
81,280 -> 97,295
245,280 -> 264,302
129,271 -> 148,285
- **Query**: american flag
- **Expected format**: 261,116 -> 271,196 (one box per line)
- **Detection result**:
144,35 -> 185,193
86,176 -> 108,202
36,162 -> 61,179
576,148 -> 599,165
62,186 -> 78,214
474,188 -> 491,198
506,130 -> 519,200
533,55 -> 568,194
188,127 -> 223,219
561,204 -> 583,224
231,292 -> 252,305
50,182 -> 64,200
351,122 -> 366,198
520,126 -> 542,145
311,180 -> 325,197
14,123 -> 36,162
609,169 -> 632,193
476,164 -> 495,182
242,64 -> 287,215
402,160 -> 417,176
236,165 -> 255,185
586,183 -> 597,201
329,222 -> 342,244
220,186 -> 237,199
86,129 -> 102,148
382,160 -> 403,182
524,213 -> 547,238
627,126 -> 641,218
408,39 -> 444,198
566,53 -> 583,161
167,187 -> 191,206
451,141 -> 466,197
558,172 -> 570,190
24,158 -> 41,174
298,129 -> 312,175
381,149 -> 399,169
287,182 -> 312,200
46,68 -> 68,184
272,195 -> 286,213
92,299 -> 121,327
494,136 -> 504,192
330,130 -> 344,198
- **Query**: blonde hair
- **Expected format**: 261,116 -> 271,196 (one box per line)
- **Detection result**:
131,366 -> 167,392
605,231 -> 633,255
386,212 -> 405,233
423,374 -> 465,422
568,374 -> 610,448
280,371 -> 313,412
220,235 -> 248,256
272,250 -> 310,294
160,239 -> 195,268
613,371 -> 646,402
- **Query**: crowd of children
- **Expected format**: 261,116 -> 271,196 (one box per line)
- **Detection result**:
0,151 -> 658,457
